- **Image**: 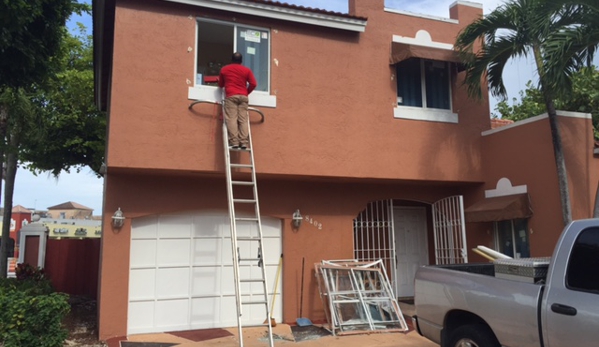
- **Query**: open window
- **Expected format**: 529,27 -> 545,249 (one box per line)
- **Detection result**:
196,19 -> 270,93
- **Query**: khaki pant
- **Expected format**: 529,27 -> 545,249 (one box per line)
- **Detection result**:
223,95 -> 249,146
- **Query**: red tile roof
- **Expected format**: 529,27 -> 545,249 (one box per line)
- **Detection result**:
491,118 -> 514,129
47,201 -> 93,210
12,205 -> 32,213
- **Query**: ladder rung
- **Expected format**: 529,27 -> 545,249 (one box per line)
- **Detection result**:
237,237 -> 261,241
240,278 -> 265,283
242,300 -> 268,305
239,257 -> 261,262
232,180 -> 254,186
231,164 -> 253,169
233,199 -> 256,204
235,217 -> 259,222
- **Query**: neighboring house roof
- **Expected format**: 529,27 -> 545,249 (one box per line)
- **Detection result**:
12,205 -> 32,213
47,201 -> 93,211
491,118 -> 515,129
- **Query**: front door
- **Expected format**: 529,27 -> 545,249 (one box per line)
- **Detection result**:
394,207 -> 428,298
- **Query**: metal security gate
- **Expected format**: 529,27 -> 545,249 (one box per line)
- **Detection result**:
353,200 -> 397,294
432,195 -> 467,264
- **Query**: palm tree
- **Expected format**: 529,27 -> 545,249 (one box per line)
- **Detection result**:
455,0 -> 597,226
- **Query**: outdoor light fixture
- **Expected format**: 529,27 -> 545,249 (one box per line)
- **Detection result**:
112,207 -> 125,229
292,209 -> 302,229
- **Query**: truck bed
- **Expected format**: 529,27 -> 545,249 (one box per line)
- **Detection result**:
415,264 -> 544,347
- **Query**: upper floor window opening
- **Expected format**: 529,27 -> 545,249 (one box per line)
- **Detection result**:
196,19 -> 270,93
396,58 -> 451,111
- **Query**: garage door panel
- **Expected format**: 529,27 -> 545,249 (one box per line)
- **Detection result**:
190,297 -> 225,328
192,215 -> 229,238
262,219 -> 282,237
131,216 -> 159,239
191,267 -> 224,296
262,239 -> 282,263
130,240 -> 157,268
128,301 -> 155,332
129,269 -> 156,300
158,215 -> 192,238
157,239 -> 191,266
156,267 -> 190,299
191,238 -> 223,265
155,299 -> 190,329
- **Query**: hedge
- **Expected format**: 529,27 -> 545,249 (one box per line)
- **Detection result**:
0,264 -> 70,347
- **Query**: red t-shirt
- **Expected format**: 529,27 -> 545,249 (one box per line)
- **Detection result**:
218,63 -> 257,97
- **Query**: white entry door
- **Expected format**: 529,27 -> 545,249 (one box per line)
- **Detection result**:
394,207 -> 428,298
127,211 -> 282,335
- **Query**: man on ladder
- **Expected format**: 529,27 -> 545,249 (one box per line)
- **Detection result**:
219,52 -> 257,150
218,52 -> 273,347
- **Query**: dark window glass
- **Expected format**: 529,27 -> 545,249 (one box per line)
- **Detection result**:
424,60 -> 450,110
567,227 -> 599,292
396,58 -> 422,107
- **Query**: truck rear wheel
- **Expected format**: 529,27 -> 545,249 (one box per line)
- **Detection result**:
448,324 -> 499,347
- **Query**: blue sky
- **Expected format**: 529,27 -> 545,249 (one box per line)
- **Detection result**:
7,0 -> 594,215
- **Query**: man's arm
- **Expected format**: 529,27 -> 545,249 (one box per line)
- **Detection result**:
247,71 -> 257,94
218,70 -> 225,88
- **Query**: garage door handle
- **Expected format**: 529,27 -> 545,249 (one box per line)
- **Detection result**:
551,303 -> 577,316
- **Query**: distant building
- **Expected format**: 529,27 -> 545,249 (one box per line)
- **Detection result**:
47,201 -> 94,220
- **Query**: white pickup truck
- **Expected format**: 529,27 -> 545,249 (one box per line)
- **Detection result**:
412,219 -> 599,347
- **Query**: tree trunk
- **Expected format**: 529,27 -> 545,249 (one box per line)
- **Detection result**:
544,98 -> 573,225
0,103 -> 8,278
0,131 -> 18,278
533,46 -> 572,226
594,182 -> 599,218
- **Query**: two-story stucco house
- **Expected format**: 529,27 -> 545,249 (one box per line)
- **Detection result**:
93,0 -> 599,340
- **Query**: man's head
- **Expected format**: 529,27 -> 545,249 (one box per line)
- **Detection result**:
232,52 -> 243,64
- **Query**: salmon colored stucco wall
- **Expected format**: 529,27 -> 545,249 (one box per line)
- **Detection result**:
98,0 -> 496,340
99,170 -> 483,338
481,113 -> 599,256
106,0 -> 489,183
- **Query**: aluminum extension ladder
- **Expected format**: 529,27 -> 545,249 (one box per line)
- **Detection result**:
222,111 -> 274,347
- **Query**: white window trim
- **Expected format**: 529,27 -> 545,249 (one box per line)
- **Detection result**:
188,86 -> 276,108
18,228 -> 48,268
191,18 -> 276,108
395,59 -> 457,123
394,105 -> 458,123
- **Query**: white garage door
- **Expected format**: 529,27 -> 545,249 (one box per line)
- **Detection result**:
128,211 -> 282,335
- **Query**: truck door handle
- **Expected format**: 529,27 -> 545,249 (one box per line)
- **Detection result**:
551,303 -> 577,316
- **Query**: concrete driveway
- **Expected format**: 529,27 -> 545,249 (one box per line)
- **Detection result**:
121,324 -> 438,347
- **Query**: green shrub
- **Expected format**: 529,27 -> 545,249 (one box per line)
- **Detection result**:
0,274 -> 70,347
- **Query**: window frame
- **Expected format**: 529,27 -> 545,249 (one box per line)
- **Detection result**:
393,58 -> 457,123
493,219 -> 530,259
188,18 -> 276,108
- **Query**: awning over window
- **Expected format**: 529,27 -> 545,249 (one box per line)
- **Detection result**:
465,193 -> 533,223
390,42 -> 462,65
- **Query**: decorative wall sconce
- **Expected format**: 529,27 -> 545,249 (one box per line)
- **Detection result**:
112,207 -> 125,229
292,209 -> 302,229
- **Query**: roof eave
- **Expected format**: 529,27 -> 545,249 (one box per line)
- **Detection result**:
162,0 -> 368,32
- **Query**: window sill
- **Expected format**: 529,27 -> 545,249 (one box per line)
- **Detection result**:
188,86 -> 276,108
393,106 -> 458,123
